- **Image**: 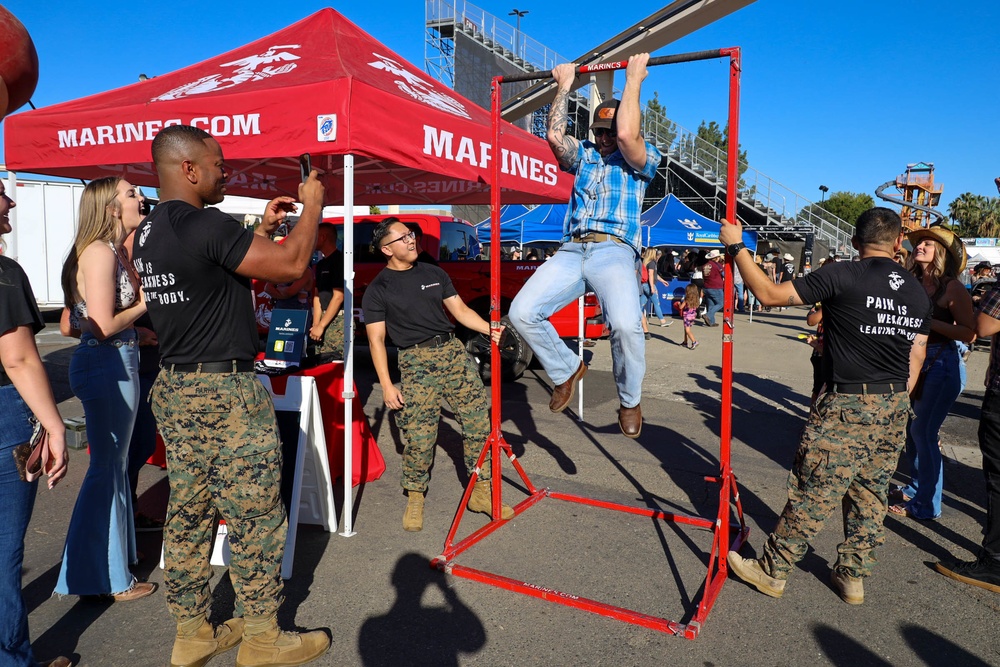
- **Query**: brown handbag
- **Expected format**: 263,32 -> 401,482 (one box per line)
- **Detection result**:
12,420 -> 50,483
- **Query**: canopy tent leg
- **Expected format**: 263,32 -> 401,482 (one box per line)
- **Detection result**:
340,154 -> 357,538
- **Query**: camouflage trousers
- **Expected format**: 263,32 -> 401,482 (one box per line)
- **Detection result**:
308,311 -> 345,360
151,369 -> 286,622
396,337 -> 491,493
761,390 -> 910,580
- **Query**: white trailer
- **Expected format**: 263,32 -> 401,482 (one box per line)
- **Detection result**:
3,172 -> 84,307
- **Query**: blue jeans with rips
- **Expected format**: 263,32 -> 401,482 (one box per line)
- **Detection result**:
510,240 -> 645,407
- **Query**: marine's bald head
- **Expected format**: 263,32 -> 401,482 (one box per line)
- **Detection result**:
151,124 -> 213,169
151,125 -> 228,207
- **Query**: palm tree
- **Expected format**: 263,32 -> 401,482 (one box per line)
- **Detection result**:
948,192 -> 989,237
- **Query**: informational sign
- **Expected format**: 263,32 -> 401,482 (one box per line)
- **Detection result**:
265,309 -> 308,367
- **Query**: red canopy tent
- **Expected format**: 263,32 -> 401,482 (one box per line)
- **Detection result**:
4,8 -> 569,206
5,8 -> 572,537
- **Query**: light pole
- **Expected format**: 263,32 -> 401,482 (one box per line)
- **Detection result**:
509,9 -> 528,59
819,184 -> 829,202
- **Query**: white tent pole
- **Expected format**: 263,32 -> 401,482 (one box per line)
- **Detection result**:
340,154 -> 357,537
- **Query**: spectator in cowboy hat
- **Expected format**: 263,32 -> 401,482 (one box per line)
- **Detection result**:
701,249 -> 724,326
972,261 -> 994,284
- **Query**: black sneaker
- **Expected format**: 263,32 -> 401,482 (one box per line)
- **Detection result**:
934,555 -> 1000,593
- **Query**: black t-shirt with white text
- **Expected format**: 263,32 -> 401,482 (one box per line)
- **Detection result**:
314,251 -> 344,311
793,257 -> 931,385
132,201 -> 256,365
362,262 -> 457,348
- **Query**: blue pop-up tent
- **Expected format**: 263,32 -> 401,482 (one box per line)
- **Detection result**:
476,204 -> 568,245
641,194 -> 757,251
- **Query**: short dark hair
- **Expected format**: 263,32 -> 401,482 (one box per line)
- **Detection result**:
151,124 -> 213,166
854,207 -> 902,246
372,218 -> 403,251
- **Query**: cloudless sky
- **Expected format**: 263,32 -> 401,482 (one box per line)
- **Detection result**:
2,0 -> 998,215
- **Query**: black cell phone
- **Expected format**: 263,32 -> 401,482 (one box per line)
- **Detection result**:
299,153 -> 311,183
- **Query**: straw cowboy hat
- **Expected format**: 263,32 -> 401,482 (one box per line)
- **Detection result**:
907,225 -> 967,274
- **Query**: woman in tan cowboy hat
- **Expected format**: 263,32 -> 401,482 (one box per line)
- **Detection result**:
891,225 -> 975,520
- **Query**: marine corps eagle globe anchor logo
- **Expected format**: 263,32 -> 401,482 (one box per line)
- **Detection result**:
152,45 -> 302,101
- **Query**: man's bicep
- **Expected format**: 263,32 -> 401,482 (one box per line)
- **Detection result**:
776,281 -> 805,306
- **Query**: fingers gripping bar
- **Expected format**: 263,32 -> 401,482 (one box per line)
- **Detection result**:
496,48 -> 734,84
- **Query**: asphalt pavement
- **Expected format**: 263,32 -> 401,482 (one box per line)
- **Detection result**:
22,307 -> 999,666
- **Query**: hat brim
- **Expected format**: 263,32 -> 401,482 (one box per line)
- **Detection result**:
907,228 -> 967,274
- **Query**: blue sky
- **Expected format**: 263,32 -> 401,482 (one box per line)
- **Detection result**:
3,0 -> 998,215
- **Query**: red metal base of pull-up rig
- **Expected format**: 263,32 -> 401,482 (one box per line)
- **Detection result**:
431,47 -> 747,640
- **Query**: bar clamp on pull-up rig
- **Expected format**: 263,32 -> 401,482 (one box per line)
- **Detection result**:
431,47 -> 748,640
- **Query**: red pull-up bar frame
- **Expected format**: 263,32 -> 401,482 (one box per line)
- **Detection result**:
431,47 -> 748,639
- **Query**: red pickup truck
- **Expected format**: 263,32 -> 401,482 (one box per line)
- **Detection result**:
328,213 -> 604,381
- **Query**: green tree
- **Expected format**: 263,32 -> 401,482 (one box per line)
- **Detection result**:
797,191 -> 873,234
947,192 -> 997,237
369,205 -> 381,215
695,120 -> 748,180
643,92 -> 677,148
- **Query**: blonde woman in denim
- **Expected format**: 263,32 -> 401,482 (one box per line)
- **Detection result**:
0,180 -> 71,666
55,177 -> 155,601
890,226 -> 975,520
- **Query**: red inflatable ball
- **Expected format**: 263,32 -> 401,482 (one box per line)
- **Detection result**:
0,6 -> 39,120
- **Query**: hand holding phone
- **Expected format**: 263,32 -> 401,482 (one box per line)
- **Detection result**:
299,154 -> 312,183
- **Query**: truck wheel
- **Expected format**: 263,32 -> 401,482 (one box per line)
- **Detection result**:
465,316 -> 533,384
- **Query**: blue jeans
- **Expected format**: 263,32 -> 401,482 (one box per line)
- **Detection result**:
640,283 -> 665,321
56,330 -> 140,596
703,288 -> 724,325
0,385 -> 38,666
510,240 -> 645,407
901,343 -> 962,519
127,369 -> 159,508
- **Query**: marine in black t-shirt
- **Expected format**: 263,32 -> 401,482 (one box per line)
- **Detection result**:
363,219 -> 510,531
363,262 -> 457,349
719,207 -> 933,603
133,201 -> 257,364
794,257 -> 931,386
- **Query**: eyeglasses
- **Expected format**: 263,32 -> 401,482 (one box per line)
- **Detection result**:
382,230 -> 416,247
593,128 -> 617,139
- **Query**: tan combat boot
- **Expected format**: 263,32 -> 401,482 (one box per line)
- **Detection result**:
467,479 -> 515,520
831,569 -> 864,605
170,613 -> 244,667
235,614 -> 330,667
403,491 -> 424,532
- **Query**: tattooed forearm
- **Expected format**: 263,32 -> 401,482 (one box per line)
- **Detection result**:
547,89 -> 576,167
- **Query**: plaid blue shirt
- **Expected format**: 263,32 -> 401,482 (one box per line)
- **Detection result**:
561,140 -> 662,253
981,282 -> 1000,391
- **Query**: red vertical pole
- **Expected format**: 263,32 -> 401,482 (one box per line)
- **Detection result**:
718,47 -> 741,572
489,76 -> 504,517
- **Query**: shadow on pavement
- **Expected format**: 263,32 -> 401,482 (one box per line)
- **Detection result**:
357,552 -> 485,667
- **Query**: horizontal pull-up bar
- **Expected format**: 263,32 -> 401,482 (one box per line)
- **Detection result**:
497,48 -> 734,84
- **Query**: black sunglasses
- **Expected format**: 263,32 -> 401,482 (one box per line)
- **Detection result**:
593,128 -> 617,138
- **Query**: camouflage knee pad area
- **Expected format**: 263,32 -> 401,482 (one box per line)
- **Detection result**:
151,370 -> 287,620
396,338 -> 491,493
763,391 -> 910,579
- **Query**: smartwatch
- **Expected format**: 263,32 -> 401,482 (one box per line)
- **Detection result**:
726,242 -> 746,258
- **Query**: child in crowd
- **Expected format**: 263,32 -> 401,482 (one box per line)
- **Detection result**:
681,283 -> 700,350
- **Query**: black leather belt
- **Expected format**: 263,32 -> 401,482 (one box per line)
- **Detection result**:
570,231 -> 622,244
163,360 -> 255,373
833,382 -> 907,394
0,370 -> 11,387
405,333 -> 455,350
